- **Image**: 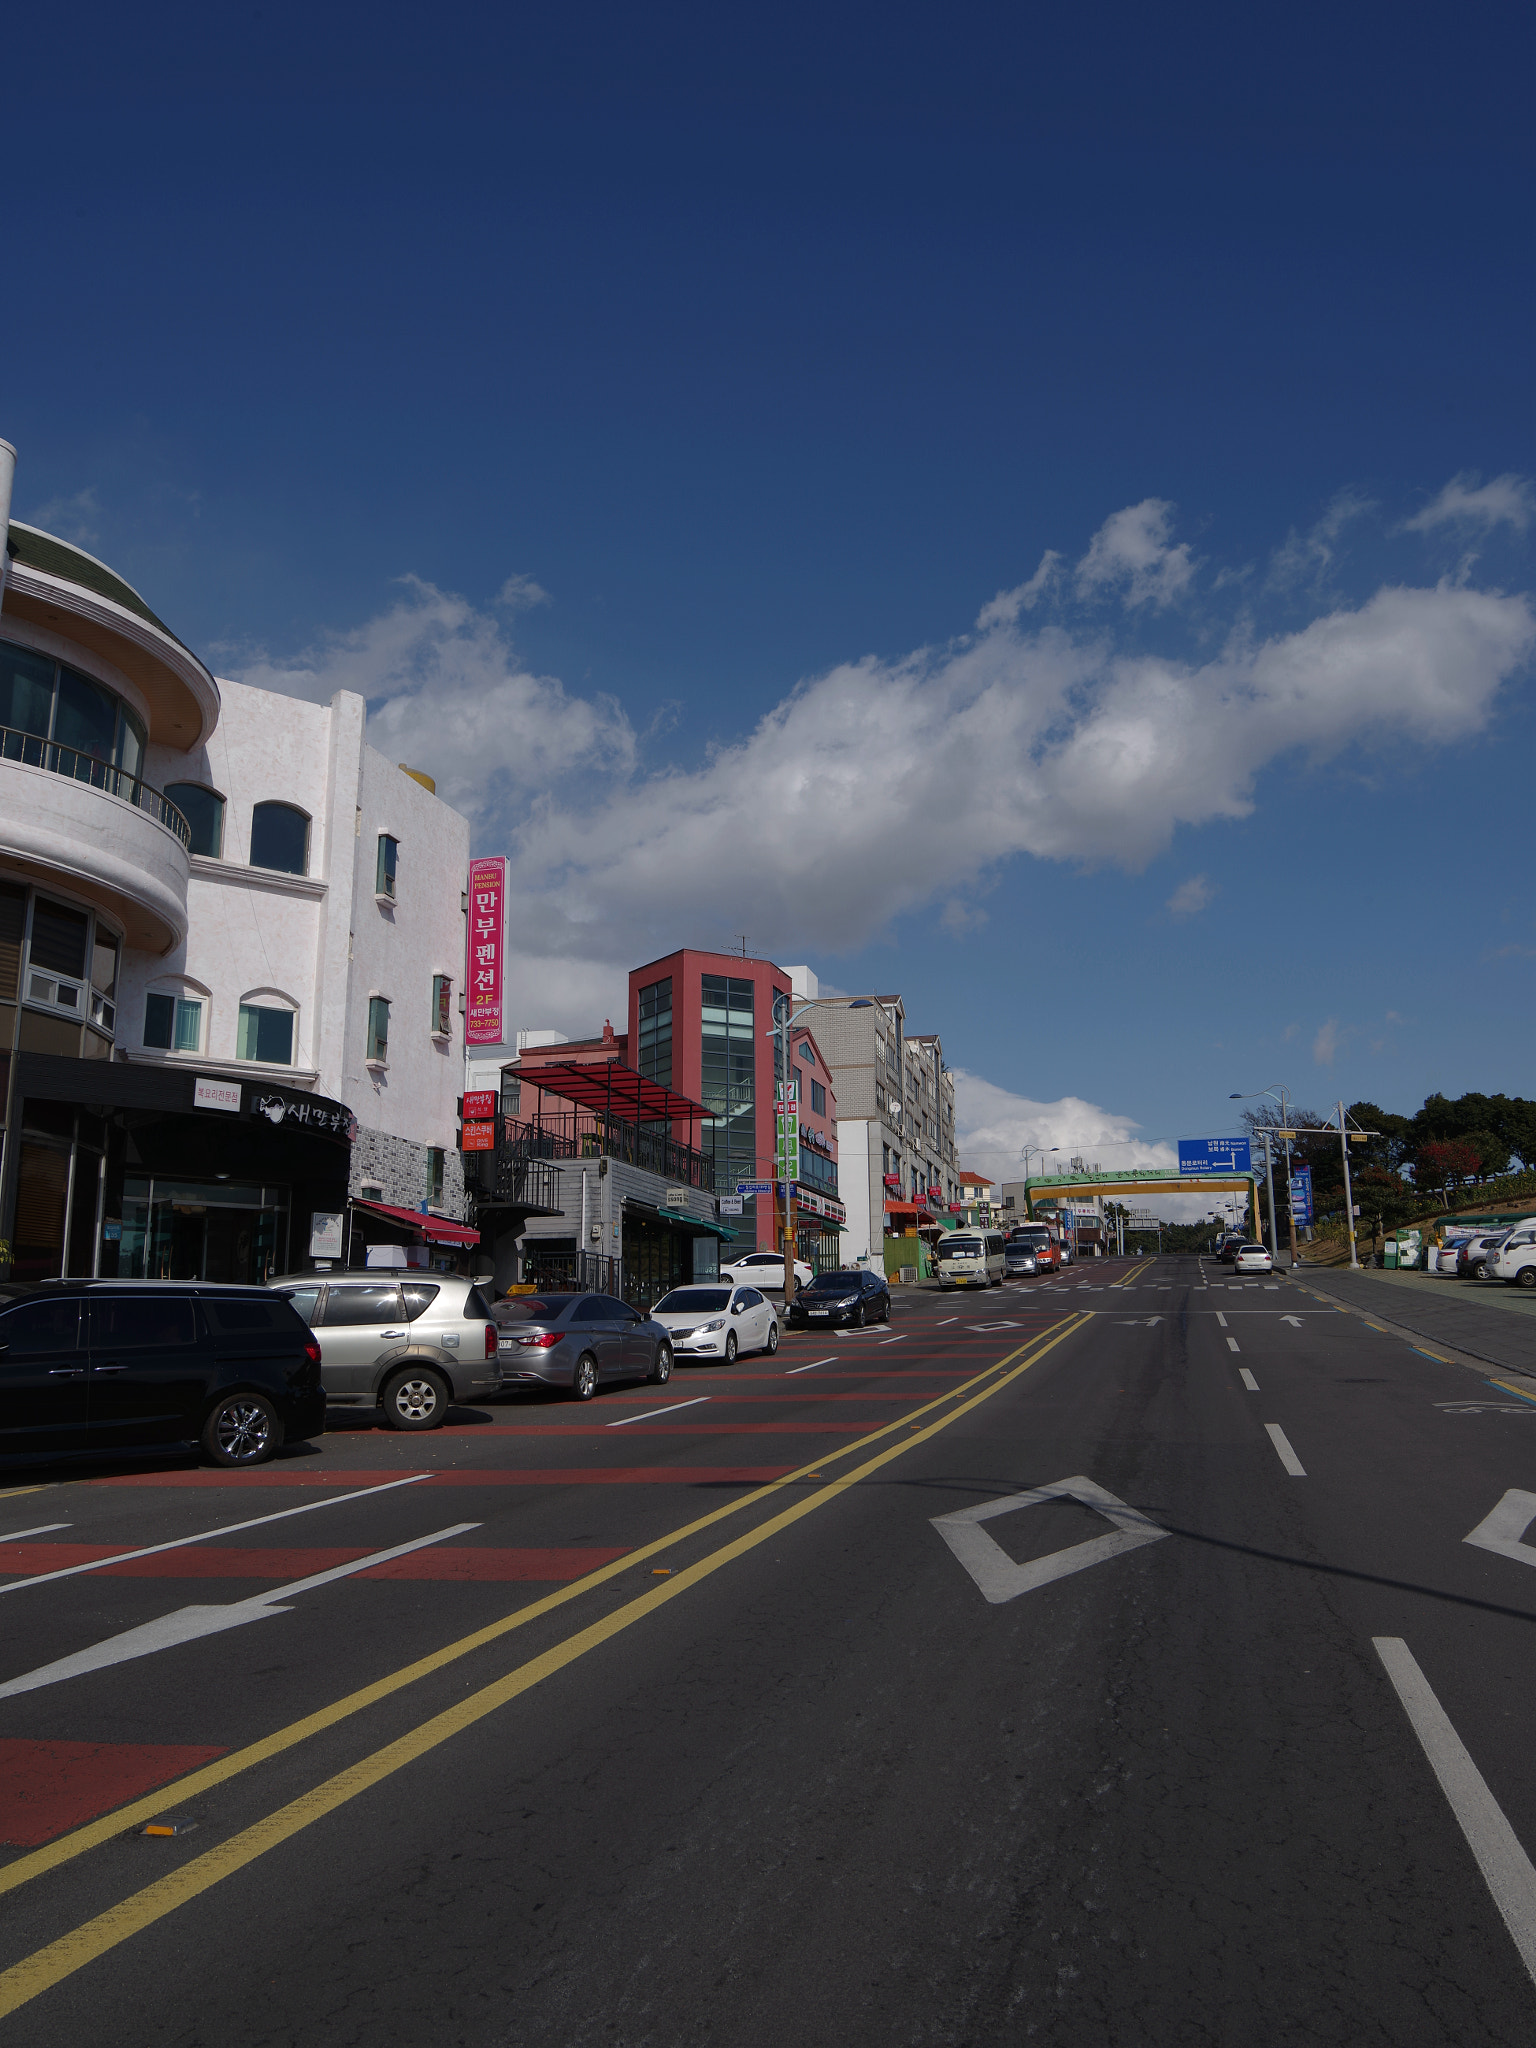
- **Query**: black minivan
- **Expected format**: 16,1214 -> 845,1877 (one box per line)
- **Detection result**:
0,1281 -> 326,1469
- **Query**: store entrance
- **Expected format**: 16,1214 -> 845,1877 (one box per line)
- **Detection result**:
622,1211 -> 690,1310
119,1177 -> 289,1283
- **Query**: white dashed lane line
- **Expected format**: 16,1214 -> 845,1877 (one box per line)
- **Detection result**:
1265,1423 -> 1306,1476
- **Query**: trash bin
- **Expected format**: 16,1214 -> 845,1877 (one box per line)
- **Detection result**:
1384,1244 -> 1398,1269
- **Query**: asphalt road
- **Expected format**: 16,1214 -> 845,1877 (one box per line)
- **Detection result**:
3,1256 -> 1536,2045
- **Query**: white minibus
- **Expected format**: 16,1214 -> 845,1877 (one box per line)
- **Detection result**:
935,1231 -> 1006,1288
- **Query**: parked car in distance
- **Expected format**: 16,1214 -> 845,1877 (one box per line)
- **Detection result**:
491,1291 -> 674,1398
1007,1225 -> 1061,1273
936,1232 -> 1007,1288
270,1272 -> 497,1430
1487,1226 -> 1536,1290
650,1284 -> 778,1361
1216,1235 -> 1246,1263
1231,1243 -> 1274,1275
0,1280 -> 324,1469
787,1268 -> 892,1328
1457,1232 -> 1510,1280
1003,1239 -> 1039,1276
719,1250 -> 813,1294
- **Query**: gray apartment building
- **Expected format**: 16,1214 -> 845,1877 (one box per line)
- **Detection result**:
786,969 -> 958,1264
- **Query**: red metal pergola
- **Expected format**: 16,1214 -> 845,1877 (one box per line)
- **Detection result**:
527,1061 -> 707,1150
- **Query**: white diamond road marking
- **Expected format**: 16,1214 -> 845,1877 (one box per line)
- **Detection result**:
931,1476 -> 1169,1605
1465,1490 -> 1536,1567
966,1320 -> 1020,1332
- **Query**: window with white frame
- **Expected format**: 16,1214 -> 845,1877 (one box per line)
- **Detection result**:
367,995 -> 390,1063
376,834 -> 398,900
144,990 -> 205,1053
236,996 -> 296,1064
431,973 -> 452,1036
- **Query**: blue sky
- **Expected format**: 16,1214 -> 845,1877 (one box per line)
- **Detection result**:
6,1 -> 1533,1185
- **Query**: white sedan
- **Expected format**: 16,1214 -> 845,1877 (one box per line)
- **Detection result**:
719,1249 -> 813,1294
1232,1243 -> 1274,1274
649,1284 -> 780,1362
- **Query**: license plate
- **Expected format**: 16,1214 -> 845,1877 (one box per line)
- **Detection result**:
810,1310 -> 830,1317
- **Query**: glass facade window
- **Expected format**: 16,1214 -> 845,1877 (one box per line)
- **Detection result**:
376,834 -> 398,899
250,802 -> 310,875
637,976 -> 673,1089
432,973 -> 452,1035
237,1003 -> 294,1064
810,1077 -> 827,1116
0,638 -> 147,782
165,784 -> 225,859
701,974 -> 756,1222
426,1147 -> 445,1206
144,992 -> 204,1053
367,995 -> 390,1062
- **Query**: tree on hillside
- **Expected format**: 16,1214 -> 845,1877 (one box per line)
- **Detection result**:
1415,1138 -> 1482,1194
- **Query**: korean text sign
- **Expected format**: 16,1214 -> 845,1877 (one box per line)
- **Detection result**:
465,857 -> 506,1046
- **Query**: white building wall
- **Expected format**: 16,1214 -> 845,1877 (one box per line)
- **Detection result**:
836,1116 -> 878,1265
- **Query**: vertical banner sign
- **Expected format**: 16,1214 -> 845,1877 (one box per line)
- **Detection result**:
776,1110 -> 800,1183
465,857 -> 506,1046
1289,1166 -> 1314,1226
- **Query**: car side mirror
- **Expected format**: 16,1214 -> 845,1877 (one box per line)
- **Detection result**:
731,1302 -> 743,1315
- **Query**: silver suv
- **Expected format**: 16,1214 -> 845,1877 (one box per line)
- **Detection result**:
269,1273 -> 497,1429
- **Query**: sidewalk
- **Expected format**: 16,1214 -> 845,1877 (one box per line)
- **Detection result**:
1289,1265 -> 1536,1376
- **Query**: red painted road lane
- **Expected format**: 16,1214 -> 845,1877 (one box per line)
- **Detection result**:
0,1545 -> 631,1581
0,1740 -> 228,1848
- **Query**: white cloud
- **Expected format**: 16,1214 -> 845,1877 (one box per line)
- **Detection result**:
1166,874 -> 1215,918
976,550 -> 1064,629
496,572 -> 551,611
1313,1018 -> 1340,1066
1403,473 -> 1535,536
1075,499 -> 1197,610
229,498 -> 1536,1033
229,576 -> 633,817
1267,489 -> 1377,592
26,487 -> 102,546
950,1071 -> 1176,1182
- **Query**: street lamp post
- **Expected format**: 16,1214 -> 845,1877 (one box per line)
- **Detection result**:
768,994 -> 877,1300
1231,1087 -> 1296,1270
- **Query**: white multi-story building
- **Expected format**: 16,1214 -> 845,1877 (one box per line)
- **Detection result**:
785,969 -> 958,1265
0,444 -> 473,1284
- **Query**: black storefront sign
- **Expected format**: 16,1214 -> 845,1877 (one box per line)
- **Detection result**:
1,1054 -> 353,1285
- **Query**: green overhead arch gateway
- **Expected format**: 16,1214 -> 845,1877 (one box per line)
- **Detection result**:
1022,1168 -> 1260,1225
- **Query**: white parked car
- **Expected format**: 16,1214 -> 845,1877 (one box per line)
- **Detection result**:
649,1283 -> 779,1361
1231,1243 -> 1274,1275
719,1249 -> 813,1295
1488,1225 -> 1536,1290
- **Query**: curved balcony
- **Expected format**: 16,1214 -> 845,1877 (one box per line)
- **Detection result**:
0,727 -> 192,953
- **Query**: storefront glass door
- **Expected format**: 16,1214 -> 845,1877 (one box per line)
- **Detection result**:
119,1177 -> 289,1283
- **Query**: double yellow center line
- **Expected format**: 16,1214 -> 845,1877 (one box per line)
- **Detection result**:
0,1310 -> 1092,2017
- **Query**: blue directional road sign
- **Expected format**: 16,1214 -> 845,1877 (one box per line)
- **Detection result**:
736,1181 -> 773,1196
1178,1137 -> 1253,1177
1289,1166 -> 1314,1225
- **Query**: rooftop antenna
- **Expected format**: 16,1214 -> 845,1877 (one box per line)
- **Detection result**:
735,933 -> 750,957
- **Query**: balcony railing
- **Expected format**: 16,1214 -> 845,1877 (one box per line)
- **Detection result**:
484,1151 -> 562,1214
1,725 -> 192,849
495,1109 -> 715,1192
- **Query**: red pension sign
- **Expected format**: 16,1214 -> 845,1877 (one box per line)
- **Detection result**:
462,1090 -> 496,1119
461,1121 -> 495,1152
465,857 -> 506,1046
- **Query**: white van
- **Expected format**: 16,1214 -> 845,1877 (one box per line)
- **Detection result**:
936,1231 -> 1006,1289
1488,1226 -> 1536,1290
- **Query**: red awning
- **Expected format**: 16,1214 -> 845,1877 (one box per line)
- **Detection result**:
527,1060 -> 705,1124
351,1199 -> 480,1246
884,1200 -> 936,1224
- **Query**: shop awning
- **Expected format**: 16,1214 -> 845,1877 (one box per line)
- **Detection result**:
351,1198 -> 480,1246
657,1206 -> 737,1240
527,1061 -> 706,1126
884,1200 -> 936,1225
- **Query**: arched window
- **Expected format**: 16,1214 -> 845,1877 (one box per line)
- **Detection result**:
165,783 -> 226,860
250,801 -> 310,876
236,988 -> 297,1065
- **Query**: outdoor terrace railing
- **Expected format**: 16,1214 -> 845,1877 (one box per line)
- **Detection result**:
486,1151 -> 562,1214
496,1109 -> 715,1192
1,725 -> 193,849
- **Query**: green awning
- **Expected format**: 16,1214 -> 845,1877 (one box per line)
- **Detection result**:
657,1206 -> 737,1241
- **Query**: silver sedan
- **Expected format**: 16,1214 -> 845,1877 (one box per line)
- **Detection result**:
492,1291 -> 674,1401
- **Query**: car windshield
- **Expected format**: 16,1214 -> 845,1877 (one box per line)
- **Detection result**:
806,1272 -> 863,1293
491,1297 -> 567,1325
655,1289 -> 731,1312
942,1240 -> 983,1258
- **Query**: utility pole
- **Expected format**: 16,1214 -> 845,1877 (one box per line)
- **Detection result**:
1338,1099 -> 1360,1269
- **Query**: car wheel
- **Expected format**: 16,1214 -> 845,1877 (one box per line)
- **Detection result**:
1518,1268 -> 1536,1291
881,1295 -> 891,1322
571,1353 -> 599,1401
853,1303 -> 866,1329
201,1392 -> 281,1468
650,1341 -> 673,1385
765,1322 -> 779,1355
382,1369 -> 450,1431
724,1331 -> 738,1363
